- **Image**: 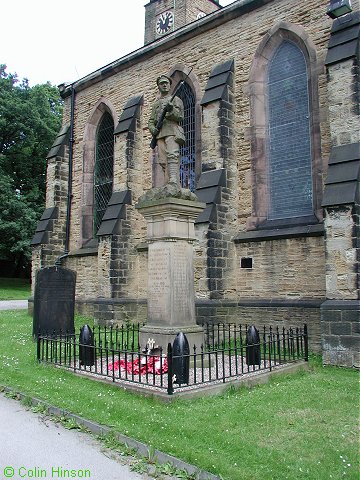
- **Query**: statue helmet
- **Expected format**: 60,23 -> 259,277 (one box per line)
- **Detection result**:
156,75 -> 172,86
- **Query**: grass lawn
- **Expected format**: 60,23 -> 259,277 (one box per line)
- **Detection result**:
0,310 -> 358,480
0,277 -> 31,300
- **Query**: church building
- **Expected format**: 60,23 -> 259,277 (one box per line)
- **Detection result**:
31,0 -> 360,367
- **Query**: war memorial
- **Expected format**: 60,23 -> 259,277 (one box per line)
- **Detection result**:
32,0 -> 359,379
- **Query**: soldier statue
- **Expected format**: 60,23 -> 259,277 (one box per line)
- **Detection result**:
148,75 -> 185,186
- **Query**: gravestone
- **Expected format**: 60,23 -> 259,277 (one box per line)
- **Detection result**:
33,266 -> 76,337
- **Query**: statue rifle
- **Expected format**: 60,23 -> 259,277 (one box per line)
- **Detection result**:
150,68 -> 193,150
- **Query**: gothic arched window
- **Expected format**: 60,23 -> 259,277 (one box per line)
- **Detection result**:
177,81 -> 196,191
247,23 -> 323,231
94,112 -> 114,233
267,41 -> 313,219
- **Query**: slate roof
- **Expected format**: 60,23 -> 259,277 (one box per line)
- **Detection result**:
195,168 -> 226,223
47,124 -> 70,160
114,96 -> 144,135
200,60 -> 234,106
322,142 -> 360,207
325,11 -> 360,65
31,207 -> 58,245
96,190 -> 132,236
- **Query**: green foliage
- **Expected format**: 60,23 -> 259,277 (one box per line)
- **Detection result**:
0,65 -> 63,275
0,277 -> 30,300
57,415 -> 89,433
20,394 -> 32,406
31,403 -> 49,415
0,173 -> 42,275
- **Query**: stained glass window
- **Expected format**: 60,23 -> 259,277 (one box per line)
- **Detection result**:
177,82 -> 196,191
267,41 -> 313,219
94,112 -> 114,233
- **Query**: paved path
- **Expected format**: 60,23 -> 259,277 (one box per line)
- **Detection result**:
0,394 -> 147,480
0,300 -> 28,310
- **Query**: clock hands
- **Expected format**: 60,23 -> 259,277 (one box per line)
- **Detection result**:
162,15 -> 170,30
156,11 -> 173,34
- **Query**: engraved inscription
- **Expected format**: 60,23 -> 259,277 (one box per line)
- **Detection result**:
147,241 -> 194,325
172,243 -> 190,317
148,244 -> 171,322
33,266 -> 76,336
171,242 -> 195,324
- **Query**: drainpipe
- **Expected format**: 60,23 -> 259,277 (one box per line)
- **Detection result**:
55,84 -> 75,267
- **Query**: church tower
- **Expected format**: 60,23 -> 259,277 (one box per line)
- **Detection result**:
144,0 -> 221,44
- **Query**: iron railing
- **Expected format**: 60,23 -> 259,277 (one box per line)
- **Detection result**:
37,323 -> 308,396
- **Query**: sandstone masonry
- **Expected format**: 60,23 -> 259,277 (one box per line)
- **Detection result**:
32,0 -> 360,366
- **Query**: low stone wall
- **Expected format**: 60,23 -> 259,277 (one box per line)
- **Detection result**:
196,299 -> 322,353
76,298 -> 147,326
69,297 -> 322,352
321,300 -> 360,368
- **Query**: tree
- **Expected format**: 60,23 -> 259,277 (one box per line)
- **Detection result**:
0,65 -> 63,276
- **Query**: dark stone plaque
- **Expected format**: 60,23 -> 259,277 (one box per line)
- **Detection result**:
33,266 -> 76,337
172,332 -> 190,385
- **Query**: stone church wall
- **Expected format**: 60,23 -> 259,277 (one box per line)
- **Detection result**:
32,0 -> 359,361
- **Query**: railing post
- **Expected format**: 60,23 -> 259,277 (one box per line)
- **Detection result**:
59,330 -> 63,365
37,335 -> 41,362
269,326 -> 272,371
282,327 -> 286,363
205,323 -> 210,350
112,347 -> 115,382
276,327 -> 281,365
262,326 -> 267,370
73,334 -> 76,372
167,343 -> 174,395
304,324 -> 309,361
221,347 -> 226,383
193,345 -> 197,384
296,327 -> 300,359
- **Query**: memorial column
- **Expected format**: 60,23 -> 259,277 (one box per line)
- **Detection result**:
136,192 -> 205,350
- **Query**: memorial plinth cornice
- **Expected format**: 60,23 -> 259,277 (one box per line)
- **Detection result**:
136,196 -> 205,215
136,195 -> 205,241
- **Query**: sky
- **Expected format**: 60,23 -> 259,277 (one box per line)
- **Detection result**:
2,0 -> 235,87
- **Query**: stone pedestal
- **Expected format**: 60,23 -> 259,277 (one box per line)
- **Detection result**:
136,190 -> 205,351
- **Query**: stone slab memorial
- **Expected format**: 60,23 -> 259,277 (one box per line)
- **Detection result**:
33,266 -> 76,337
136,185 -> 205,350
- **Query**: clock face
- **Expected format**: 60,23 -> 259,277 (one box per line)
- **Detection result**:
156,10 -> 174,35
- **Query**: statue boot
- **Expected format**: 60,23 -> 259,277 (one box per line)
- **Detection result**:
168,158 -> 180,186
